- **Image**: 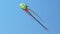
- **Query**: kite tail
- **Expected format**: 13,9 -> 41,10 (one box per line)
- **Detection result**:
28,12 -> 48,31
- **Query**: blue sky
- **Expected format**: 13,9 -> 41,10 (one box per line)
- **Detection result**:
0,0 -> 60,34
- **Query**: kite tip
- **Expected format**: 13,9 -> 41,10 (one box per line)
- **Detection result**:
46,28 -> 48,31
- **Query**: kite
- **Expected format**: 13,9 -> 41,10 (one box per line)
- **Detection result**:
20,3 -> 48,31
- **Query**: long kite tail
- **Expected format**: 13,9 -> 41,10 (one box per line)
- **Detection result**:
28,12 -> 48,31
28,8 -> 45,23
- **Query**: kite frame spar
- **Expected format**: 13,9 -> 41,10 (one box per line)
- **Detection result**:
27,10 -> 48,31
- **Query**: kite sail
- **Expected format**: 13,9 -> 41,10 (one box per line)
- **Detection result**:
20,3 -> 48,31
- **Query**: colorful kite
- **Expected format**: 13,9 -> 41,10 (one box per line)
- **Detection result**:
20,3 -> 48,31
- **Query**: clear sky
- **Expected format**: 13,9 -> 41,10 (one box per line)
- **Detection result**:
0,0 -> 60,34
